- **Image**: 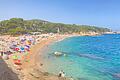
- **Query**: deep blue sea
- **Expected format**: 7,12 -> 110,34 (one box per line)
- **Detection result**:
41,34 -> 120,80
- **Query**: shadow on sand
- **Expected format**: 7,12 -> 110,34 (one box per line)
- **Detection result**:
0,57 -> 20,80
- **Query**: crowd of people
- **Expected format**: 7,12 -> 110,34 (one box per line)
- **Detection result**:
0,34 -> 44,70
0,33 -> 57,69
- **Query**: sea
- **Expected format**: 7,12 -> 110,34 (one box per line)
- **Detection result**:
40,34 -> 120,80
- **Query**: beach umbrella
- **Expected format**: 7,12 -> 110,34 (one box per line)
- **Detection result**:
15,47 -> 20,51
24,45 -> 30,51
28,40 -> 32,45
25,45 -> 30,48
20,47 -> 25,52
9,45 -> 16,49
26,41 -> 29,45
12,55 -> 18,60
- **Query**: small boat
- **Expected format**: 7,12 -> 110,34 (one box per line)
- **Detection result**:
54,51 -> 63,56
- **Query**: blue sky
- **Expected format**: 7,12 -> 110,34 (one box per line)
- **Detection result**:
0,0 -> 120,31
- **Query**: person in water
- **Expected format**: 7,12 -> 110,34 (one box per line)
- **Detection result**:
58,70 -> 65,77
61,72 -> 65,77
70,76 -> 74,80
58,70 -> 62,77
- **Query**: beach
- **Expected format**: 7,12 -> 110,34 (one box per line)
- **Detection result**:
0,0 -> 116,79
1,34 -> 119,80
20,34 -> 71,80
0,32 -> 105,80
0,34 -> 76,80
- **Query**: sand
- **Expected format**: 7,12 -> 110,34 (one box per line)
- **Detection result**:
0,32 -> 101,80
17,34 -> 74,80
0,33 -> 99,80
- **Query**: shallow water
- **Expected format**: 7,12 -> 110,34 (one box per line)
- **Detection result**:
41,34 -> 120,80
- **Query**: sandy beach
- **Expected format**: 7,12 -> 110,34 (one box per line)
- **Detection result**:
20,34 -> 76,80
0,34 -> 75,80
0,32 -> 100,80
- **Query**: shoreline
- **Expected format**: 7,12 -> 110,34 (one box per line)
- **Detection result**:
19,34 -> 76,80
1,33 -> 103,80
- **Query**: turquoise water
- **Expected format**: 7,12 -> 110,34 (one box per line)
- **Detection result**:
41,34 -> 120,80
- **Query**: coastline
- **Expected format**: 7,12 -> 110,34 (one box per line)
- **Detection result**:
1,33 -> 103,80
18,34 -> 76,80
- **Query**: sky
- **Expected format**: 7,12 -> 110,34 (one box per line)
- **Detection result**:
0,0 -> 120,31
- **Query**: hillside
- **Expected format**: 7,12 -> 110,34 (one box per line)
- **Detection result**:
0,18 -> 111,35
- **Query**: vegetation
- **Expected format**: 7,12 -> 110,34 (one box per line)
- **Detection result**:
0,18 -> 110,35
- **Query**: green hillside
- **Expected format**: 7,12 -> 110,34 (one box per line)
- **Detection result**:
0,18 -> 110,35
